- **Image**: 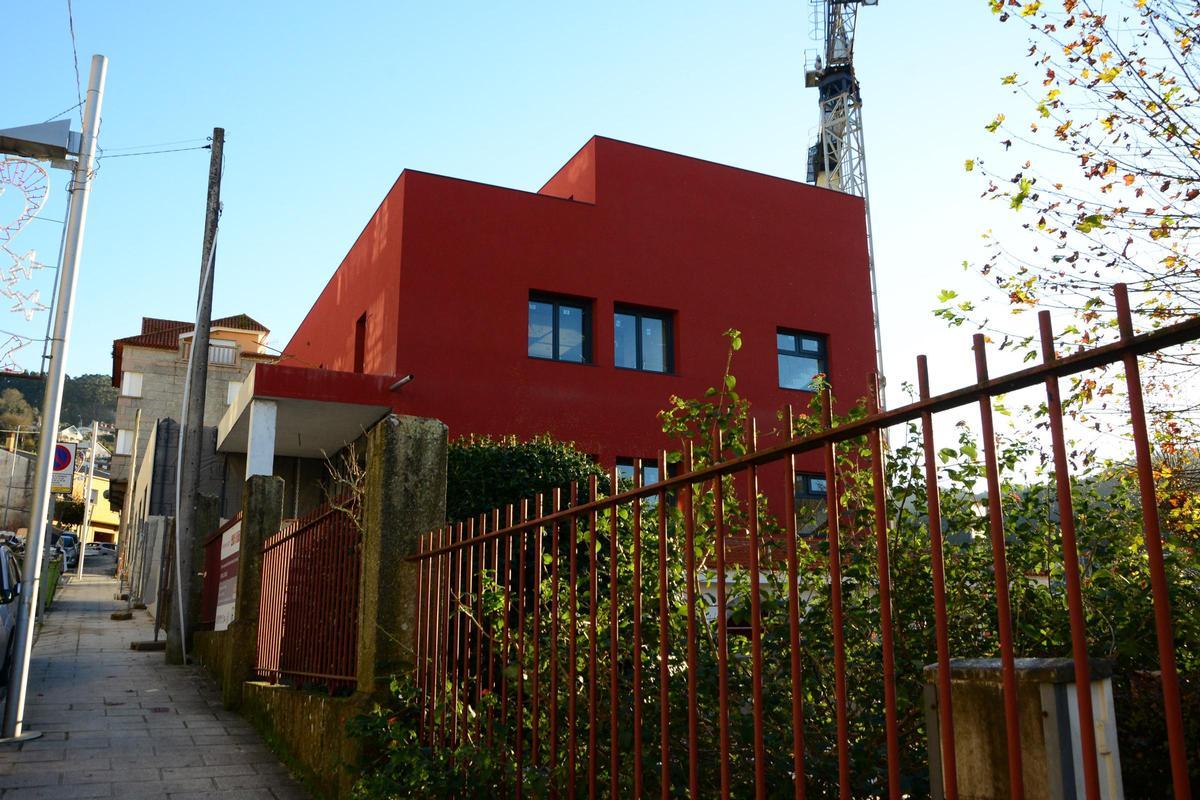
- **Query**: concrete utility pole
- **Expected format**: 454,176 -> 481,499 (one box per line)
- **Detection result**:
75,421 -> 98,578
166,127 -> 223,665
115,408 -> 141,609
2,54 -> 107,741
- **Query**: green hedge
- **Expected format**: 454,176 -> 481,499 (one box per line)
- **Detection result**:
446,434 -> 608,523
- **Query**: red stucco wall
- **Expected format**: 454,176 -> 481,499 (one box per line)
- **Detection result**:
283,137 -> 875,473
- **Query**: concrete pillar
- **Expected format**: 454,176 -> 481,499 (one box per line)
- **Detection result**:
355,414 -> 447,697
925,657 -> 1123,800
245,399 -> 277,480
221,475 -> 283,709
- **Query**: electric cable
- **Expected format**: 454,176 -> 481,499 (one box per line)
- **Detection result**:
64,0 -> 83,125
98,145 -> 211,160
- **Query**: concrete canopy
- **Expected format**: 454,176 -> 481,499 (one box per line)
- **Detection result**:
217,364 -> 403,463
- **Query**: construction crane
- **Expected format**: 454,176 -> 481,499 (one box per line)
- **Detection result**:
805,0 -> 884,400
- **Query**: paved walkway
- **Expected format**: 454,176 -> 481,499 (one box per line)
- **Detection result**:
0,573 -> 309,800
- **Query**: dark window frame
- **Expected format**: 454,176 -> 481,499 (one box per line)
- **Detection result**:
777,328 -> 829,392
795,472 -> 827,501
616,456 -> 660,487
614,305 -> 675,374
528,292 -> 593,364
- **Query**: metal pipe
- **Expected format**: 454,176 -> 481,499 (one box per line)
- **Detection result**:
1114,285 -> 1192,800
3,54 -> 107,741
75,420 -> 98,578
973,334 -> 1025,800
1037,312 -> 1102,800
917,356 -> 959,800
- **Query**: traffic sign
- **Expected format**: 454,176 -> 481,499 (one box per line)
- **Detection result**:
50,442 -> 75,494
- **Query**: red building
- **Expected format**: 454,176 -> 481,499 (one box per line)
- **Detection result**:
224,137 -> 874,486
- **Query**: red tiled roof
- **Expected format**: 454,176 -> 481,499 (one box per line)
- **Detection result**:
111,314 -> 271,386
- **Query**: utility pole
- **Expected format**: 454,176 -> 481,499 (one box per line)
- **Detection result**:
75,420 -> 98,578
2,54 -> 107,742
166,127 -> 223,665
115,408 -> 141,607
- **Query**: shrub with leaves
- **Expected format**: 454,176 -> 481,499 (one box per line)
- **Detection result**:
447,434 -> 608,524
352,333 -> 1200,797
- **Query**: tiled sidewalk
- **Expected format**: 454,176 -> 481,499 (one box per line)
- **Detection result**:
0,574 -> 309,800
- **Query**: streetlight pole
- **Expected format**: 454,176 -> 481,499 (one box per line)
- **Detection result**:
75,420 -> 98,578
2,54 -> 107,741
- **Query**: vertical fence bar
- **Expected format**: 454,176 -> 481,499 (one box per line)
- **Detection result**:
475,515 -> 486,742
632,460 -> 645,800
532,494 -> 544,771
466,517 -> 479,742
868,376 -> 901,800
456,523 -> 469,745
489,508 -> 501,748
516,503 -> 525,796
782,408 -> 807,800
821,390 -> 851,800
516,501 -> 528,800
683,445 -> 701,800
451,521 -> 466,746
549,484 -> 559,796
973,333 -> 1026,800
746,422 -> 767,800
656,451 -> 671,800
501,507 -> 514,767
917,356 -> 959,799
568,482 -> 580,797
1037,312 -> 1101,800
550,487 -> 561,798
415,533 -> 428,740
713,437 -> 732,800
587,475 -> 599,800
609,468 -> 620,800
439,524 -> 452,748
429,526 -> 445,745
1114,285 -> 1192,800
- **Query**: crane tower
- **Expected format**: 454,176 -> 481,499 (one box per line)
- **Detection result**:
806,0 -> 884,397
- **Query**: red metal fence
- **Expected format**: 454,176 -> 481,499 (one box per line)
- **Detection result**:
199,514 -> 241,631
256,495 -> 362,694
409,285 -> 1198,799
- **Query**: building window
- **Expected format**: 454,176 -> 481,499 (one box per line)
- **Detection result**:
115,430 -> 133,456
208,338 -> 236,367
226,381 -> 243,406
354,312 -> 367,373
614,307 -> 673,373
777,329 -> 827,391
528,294 -> 591,364
120,371 -> 143,398
796,473 -> 827,501
616,457 -> 660,486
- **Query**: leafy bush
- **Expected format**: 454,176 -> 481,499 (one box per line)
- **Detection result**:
446,434 -> 608,524
353,335 -> 1200,798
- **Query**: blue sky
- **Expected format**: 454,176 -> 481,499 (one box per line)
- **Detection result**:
6,1 -> 1032,398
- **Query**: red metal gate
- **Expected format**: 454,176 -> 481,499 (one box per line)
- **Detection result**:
256,496 -> 361,694
410,284 -> 1197,799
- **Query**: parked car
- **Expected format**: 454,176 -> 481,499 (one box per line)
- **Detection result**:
0,546 -> 21,690
54,531 -> 79,569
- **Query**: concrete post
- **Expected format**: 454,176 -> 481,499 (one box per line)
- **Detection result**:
222,475 -> 283,709
924,658 -> 1124,800
356,415 -> 447,697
